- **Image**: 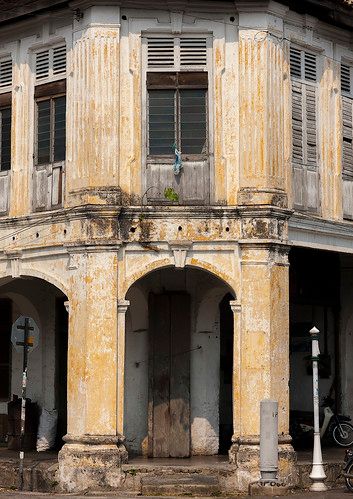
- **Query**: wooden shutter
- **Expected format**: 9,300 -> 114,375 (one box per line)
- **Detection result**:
180,38 -> 207,67
36,49 -> 50,79
342,96 -> 353,219
0,59 -> 12,88
147,38 -> 175,67
36,45 -> 66,80
341,64 -> 351,94
290,46 -> 319,212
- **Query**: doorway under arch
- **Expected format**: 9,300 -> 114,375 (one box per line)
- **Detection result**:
123,266 -> 235,458
0,276 -> 68,449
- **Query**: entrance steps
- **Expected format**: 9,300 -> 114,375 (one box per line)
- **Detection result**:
141,474 -> 219,496
121,459 -> 233,496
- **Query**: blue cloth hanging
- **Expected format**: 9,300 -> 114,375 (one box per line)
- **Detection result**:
173,143 -> 182,175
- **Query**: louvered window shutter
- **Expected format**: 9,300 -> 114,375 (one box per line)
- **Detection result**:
0,59 -> 12,88
290,47 -> 317,166
36,45 -> 66,80
341,64 -> 351,94
36,49 -> 50,79
53,45 -> 66,75
147,38 -> 175,67
147,37 -> 207,69
306,86 -> 317,165
292,81 -> 303,163
342,96 -> 353,178
180,38 -> 207,67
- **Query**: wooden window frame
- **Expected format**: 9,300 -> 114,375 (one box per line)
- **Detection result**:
146,71 -> 208,163
34,80 -> 66,167
0,92 -> 11,173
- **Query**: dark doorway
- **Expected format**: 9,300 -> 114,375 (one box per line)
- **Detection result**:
148,292 -> 191,458
55,297 -> 68,448
219,293 -> 233,455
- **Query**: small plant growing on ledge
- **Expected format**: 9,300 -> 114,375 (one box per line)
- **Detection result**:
164,187 -> 179,202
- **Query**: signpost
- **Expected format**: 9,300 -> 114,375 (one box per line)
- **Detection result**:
11,316 -> 39,490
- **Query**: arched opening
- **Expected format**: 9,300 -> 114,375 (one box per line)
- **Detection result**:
0,276 -> 68,451
124,266 -> 235,458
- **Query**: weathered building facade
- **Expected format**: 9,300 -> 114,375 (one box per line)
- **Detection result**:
1,0 -> 353,493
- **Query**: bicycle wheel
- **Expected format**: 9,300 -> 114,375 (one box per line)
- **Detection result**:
345,460 -> 353,492
333,422 -> 353,447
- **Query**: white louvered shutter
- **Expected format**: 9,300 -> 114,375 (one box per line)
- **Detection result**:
36,45 -> 66,80
180,38 -> 207,67
53,45 -> 66,75
36,49 -> 50,79
147,38 -> 175,67
0,58 -> 12,87
147,37 -> 207,69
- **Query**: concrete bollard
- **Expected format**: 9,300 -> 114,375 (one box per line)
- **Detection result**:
260,399 -> 278,483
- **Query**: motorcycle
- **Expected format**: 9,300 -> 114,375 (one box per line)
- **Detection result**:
343,447 -> 353,491
291,397 -> 353,448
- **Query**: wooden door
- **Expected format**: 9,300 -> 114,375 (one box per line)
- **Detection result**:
148,293 -> 191,458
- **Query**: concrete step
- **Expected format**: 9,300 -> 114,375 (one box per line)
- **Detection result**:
141,473 -> 220,496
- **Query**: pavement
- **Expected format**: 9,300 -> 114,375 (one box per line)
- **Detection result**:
0,488 -> 352,498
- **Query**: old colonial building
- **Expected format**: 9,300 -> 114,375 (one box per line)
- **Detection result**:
1,0 -> 353,493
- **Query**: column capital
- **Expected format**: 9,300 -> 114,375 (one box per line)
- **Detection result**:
229,300 -> 241,314
117,299 -> 130,313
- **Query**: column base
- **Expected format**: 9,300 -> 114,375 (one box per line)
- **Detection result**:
229,436 -> 298,492
237,188 -> 287,208
58,434 -> 128,492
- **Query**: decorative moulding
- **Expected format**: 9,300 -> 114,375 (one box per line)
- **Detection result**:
169,240 -> 192,269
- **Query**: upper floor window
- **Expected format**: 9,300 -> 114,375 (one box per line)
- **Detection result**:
290,46 -> 319,213
144,36 -> 210,205
0,92 -> 11,173
33,80 -> 66,210
147,72 -> 207,159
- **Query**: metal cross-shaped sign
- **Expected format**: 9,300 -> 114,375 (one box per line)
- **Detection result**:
11,316 -> 39,353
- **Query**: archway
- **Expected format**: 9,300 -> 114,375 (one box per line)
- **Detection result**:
0,276 -> 68,449
123,266 -> 235,458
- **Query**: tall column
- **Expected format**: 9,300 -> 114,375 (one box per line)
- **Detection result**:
236,4 -> 289,208
65,5 -> 120,207
117,299 -> 129,435
10,37 -> 36,217
230,239 -> 296,490
58,248 -> 127,492
319,57 -> 342,220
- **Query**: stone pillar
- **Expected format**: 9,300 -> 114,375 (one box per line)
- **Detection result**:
319,57 -> 342,220
65,5 -> 120,207
58,249 -> 127,492
229,237 -> 296,490
236,3 -> 289,208
10,37 -> 36,217
117,299 -> 129,435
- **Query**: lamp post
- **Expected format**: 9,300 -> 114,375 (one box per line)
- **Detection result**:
309,326 -> 327,492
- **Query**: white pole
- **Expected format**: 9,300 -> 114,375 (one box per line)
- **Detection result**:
309,326 -> 327,492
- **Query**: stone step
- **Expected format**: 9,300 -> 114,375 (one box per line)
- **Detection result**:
141,473 -> 220,496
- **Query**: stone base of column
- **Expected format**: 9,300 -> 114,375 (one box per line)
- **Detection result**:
58,434 -> 128,492
228,436 -> 298,492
